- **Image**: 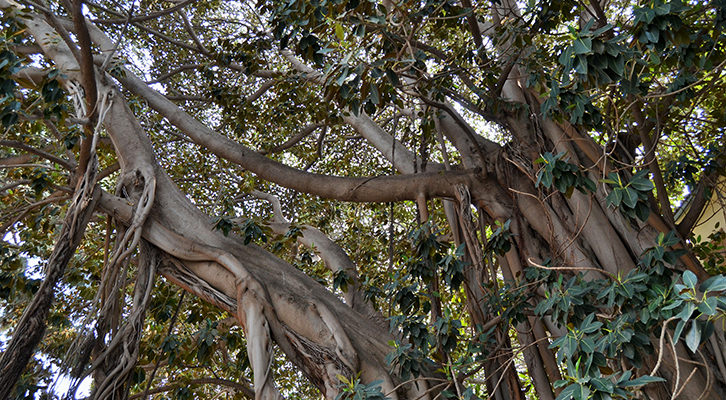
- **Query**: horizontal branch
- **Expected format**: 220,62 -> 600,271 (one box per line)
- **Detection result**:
110,62 -> 479,202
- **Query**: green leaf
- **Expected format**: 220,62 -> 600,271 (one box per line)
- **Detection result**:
634,202 -> 650,221
580,337 -> 596,354
673,320 -> 686,344
572,37 -> 592,54
622,187 -> 638,208
540,170 -> 554,188
369,84 -> 380,105
581,177 -> 596,193
591,23 -> 613,37
683,270 -> 697,289
622,375 -> 666,387
700,275 -> 726,292
335,24 -> 345,41
653,2 -> 671,16
675,302 -> 695,321
385,67 -> 400,86
629,177 -> 654,191
336,67 -> 350,86
661,299 -> 682,311
698,297 -> 718,316
607,188 -> 623,207
685,321 -> 701,352
556,384 -> 589,400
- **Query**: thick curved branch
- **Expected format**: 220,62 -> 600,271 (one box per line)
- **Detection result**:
68,23 -> 467,202
247,190 -> 381,321
110,62 -> 479,202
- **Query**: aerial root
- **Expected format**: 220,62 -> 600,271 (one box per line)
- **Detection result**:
313,301 -> 359,373
61,168 -> 157,394
236,282 -> 284,400
58,90 -> 161,398
89,241 -> 158,399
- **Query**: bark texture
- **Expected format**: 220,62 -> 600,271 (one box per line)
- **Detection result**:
2,1 -> 725,399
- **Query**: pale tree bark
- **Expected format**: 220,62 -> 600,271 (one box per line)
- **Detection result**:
1,3 -> 443,399
3,0 -> 725,399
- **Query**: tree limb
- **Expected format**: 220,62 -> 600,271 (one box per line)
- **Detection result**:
0,140 -> 75,169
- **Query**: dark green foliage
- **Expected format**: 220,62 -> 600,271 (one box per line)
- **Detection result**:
194,319 -> 219,363
432,312 -> 461,354
0,242 -> 37,302
440,244 -> 466,290
384,340 -> 428,381
335,375 -> 387,400
602,170 -> 654,222
535,152 -> 596,196
161,334 -> 181,364
665,142 -> 724,190
239,218 -> 268,244
531,232 -> 726,399
0,42 -> 21,128
691,227 -> 726,274
333,270 -> 350,291
485,220 -> 512,256
174,386 -> 192,400
213,216 -> 234,236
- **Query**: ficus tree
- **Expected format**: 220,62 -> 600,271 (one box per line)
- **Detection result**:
1,0 -> 726,399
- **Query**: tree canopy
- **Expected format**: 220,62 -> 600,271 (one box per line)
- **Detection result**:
1,0 -> 726,399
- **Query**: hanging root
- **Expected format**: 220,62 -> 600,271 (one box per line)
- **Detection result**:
90,240 -> 158,399
59,90 -> 161,399
64,168 -> 157,396
313,301 -> 358,373
454,184 -> 487,273
237,281 -> 284,400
